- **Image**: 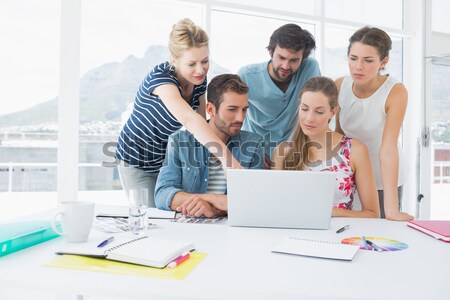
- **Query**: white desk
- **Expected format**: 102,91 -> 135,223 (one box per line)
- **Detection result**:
0,207 -> 449,300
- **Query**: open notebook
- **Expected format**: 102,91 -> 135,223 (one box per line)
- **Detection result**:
56,235 -> 194,268
272,237 -> 360,261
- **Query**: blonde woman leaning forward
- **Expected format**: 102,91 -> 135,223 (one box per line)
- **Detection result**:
335,26 -> 413,221
272,77 -> 379,218
116,19 -> 242,207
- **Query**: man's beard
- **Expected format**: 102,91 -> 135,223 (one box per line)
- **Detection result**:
273,65 -> 292,82
215,119 -> 242,138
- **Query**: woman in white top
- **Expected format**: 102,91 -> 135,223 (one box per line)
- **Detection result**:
335,26 -> 413,221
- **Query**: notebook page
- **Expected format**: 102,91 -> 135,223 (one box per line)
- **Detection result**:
106,236 -> 195,268
272,237 -> 359,261
55,235 -> 140,257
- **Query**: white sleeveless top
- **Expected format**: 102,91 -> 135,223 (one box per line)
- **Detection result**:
338,75 -> 405,189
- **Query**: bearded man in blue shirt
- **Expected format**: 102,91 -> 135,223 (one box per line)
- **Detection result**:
155,74 -> 265,217
238,24 -> 321,166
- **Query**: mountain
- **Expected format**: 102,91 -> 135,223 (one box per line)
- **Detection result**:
0,43 -> 448,129
0,45 -> 229,129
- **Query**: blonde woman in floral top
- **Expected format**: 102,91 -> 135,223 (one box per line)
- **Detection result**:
272,76 -> 379,218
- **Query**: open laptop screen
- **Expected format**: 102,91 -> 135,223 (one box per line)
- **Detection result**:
227,169 -> 336,229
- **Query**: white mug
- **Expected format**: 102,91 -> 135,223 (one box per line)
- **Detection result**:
51,201 -> 95,242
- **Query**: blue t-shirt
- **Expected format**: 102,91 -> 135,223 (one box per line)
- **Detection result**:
116,62 -> 207,173
237,58 -> 320,157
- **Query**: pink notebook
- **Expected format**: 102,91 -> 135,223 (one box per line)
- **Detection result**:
407,220 -> 450,243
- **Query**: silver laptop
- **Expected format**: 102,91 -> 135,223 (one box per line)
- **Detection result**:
227,169 -> 336,229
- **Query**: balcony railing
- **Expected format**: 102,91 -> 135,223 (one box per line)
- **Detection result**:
1,160 -> 450,193
0,162 -> 121,192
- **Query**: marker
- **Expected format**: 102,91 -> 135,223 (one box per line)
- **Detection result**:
167,252 -> 191,269
336,225 -> 350,234
365,239 -> 383,252
97,236 -> 115,248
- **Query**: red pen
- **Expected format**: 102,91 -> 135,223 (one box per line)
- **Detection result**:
167,252 -> 191,269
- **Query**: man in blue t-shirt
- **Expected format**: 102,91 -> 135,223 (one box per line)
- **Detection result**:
155,74 -> 264,217
237,24 -> 321,165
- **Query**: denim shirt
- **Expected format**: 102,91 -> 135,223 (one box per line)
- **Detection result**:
154,129 -> 265,210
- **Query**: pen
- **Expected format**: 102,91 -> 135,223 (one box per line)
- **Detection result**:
362,235 -> 368,250
167,252 -> 191,269
336,225 -> 350,234
365,239 -> 383,252
96,214 -> 174,220
97,236 -> 115,248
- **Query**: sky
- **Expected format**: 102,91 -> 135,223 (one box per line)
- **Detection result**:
1,0 -> 449,116
1,1 -> 60,115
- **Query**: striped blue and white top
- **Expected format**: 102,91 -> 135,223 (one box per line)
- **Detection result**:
205,156 -> 227,195
116,61 -> 207,173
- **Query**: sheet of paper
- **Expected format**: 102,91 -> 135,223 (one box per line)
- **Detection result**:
96,206 -> 176,219
93,217 -> 157,233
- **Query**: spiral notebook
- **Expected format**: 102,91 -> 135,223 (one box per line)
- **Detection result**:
272,237 -> 360,261
56,235 -> 195,268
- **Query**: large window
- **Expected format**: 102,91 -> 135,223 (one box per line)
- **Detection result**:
0,0 -> 60,221
0,0 -> 59,192
8,0 -> 438,221
429,0 -> 450,219
429,61 -> 450,220
0,1 -> 60,193
210,9 -> 315,74
324,0 -> 403,30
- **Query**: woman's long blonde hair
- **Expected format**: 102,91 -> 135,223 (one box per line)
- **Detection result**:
283,76 -> 339,170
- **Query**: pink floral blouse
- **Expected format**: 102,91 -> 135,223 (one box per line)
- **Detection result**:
308,136 -> 356,210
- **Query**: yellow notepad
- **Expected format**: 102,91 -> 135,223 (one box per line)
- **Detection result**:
45,252 -> 207,280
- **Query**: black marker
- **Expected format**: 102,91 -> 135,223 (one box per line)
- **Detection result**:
336,225 -> 350,234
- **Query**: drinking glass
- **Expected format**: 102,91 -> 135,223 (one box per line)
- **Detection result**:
128,188 -> 148,235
